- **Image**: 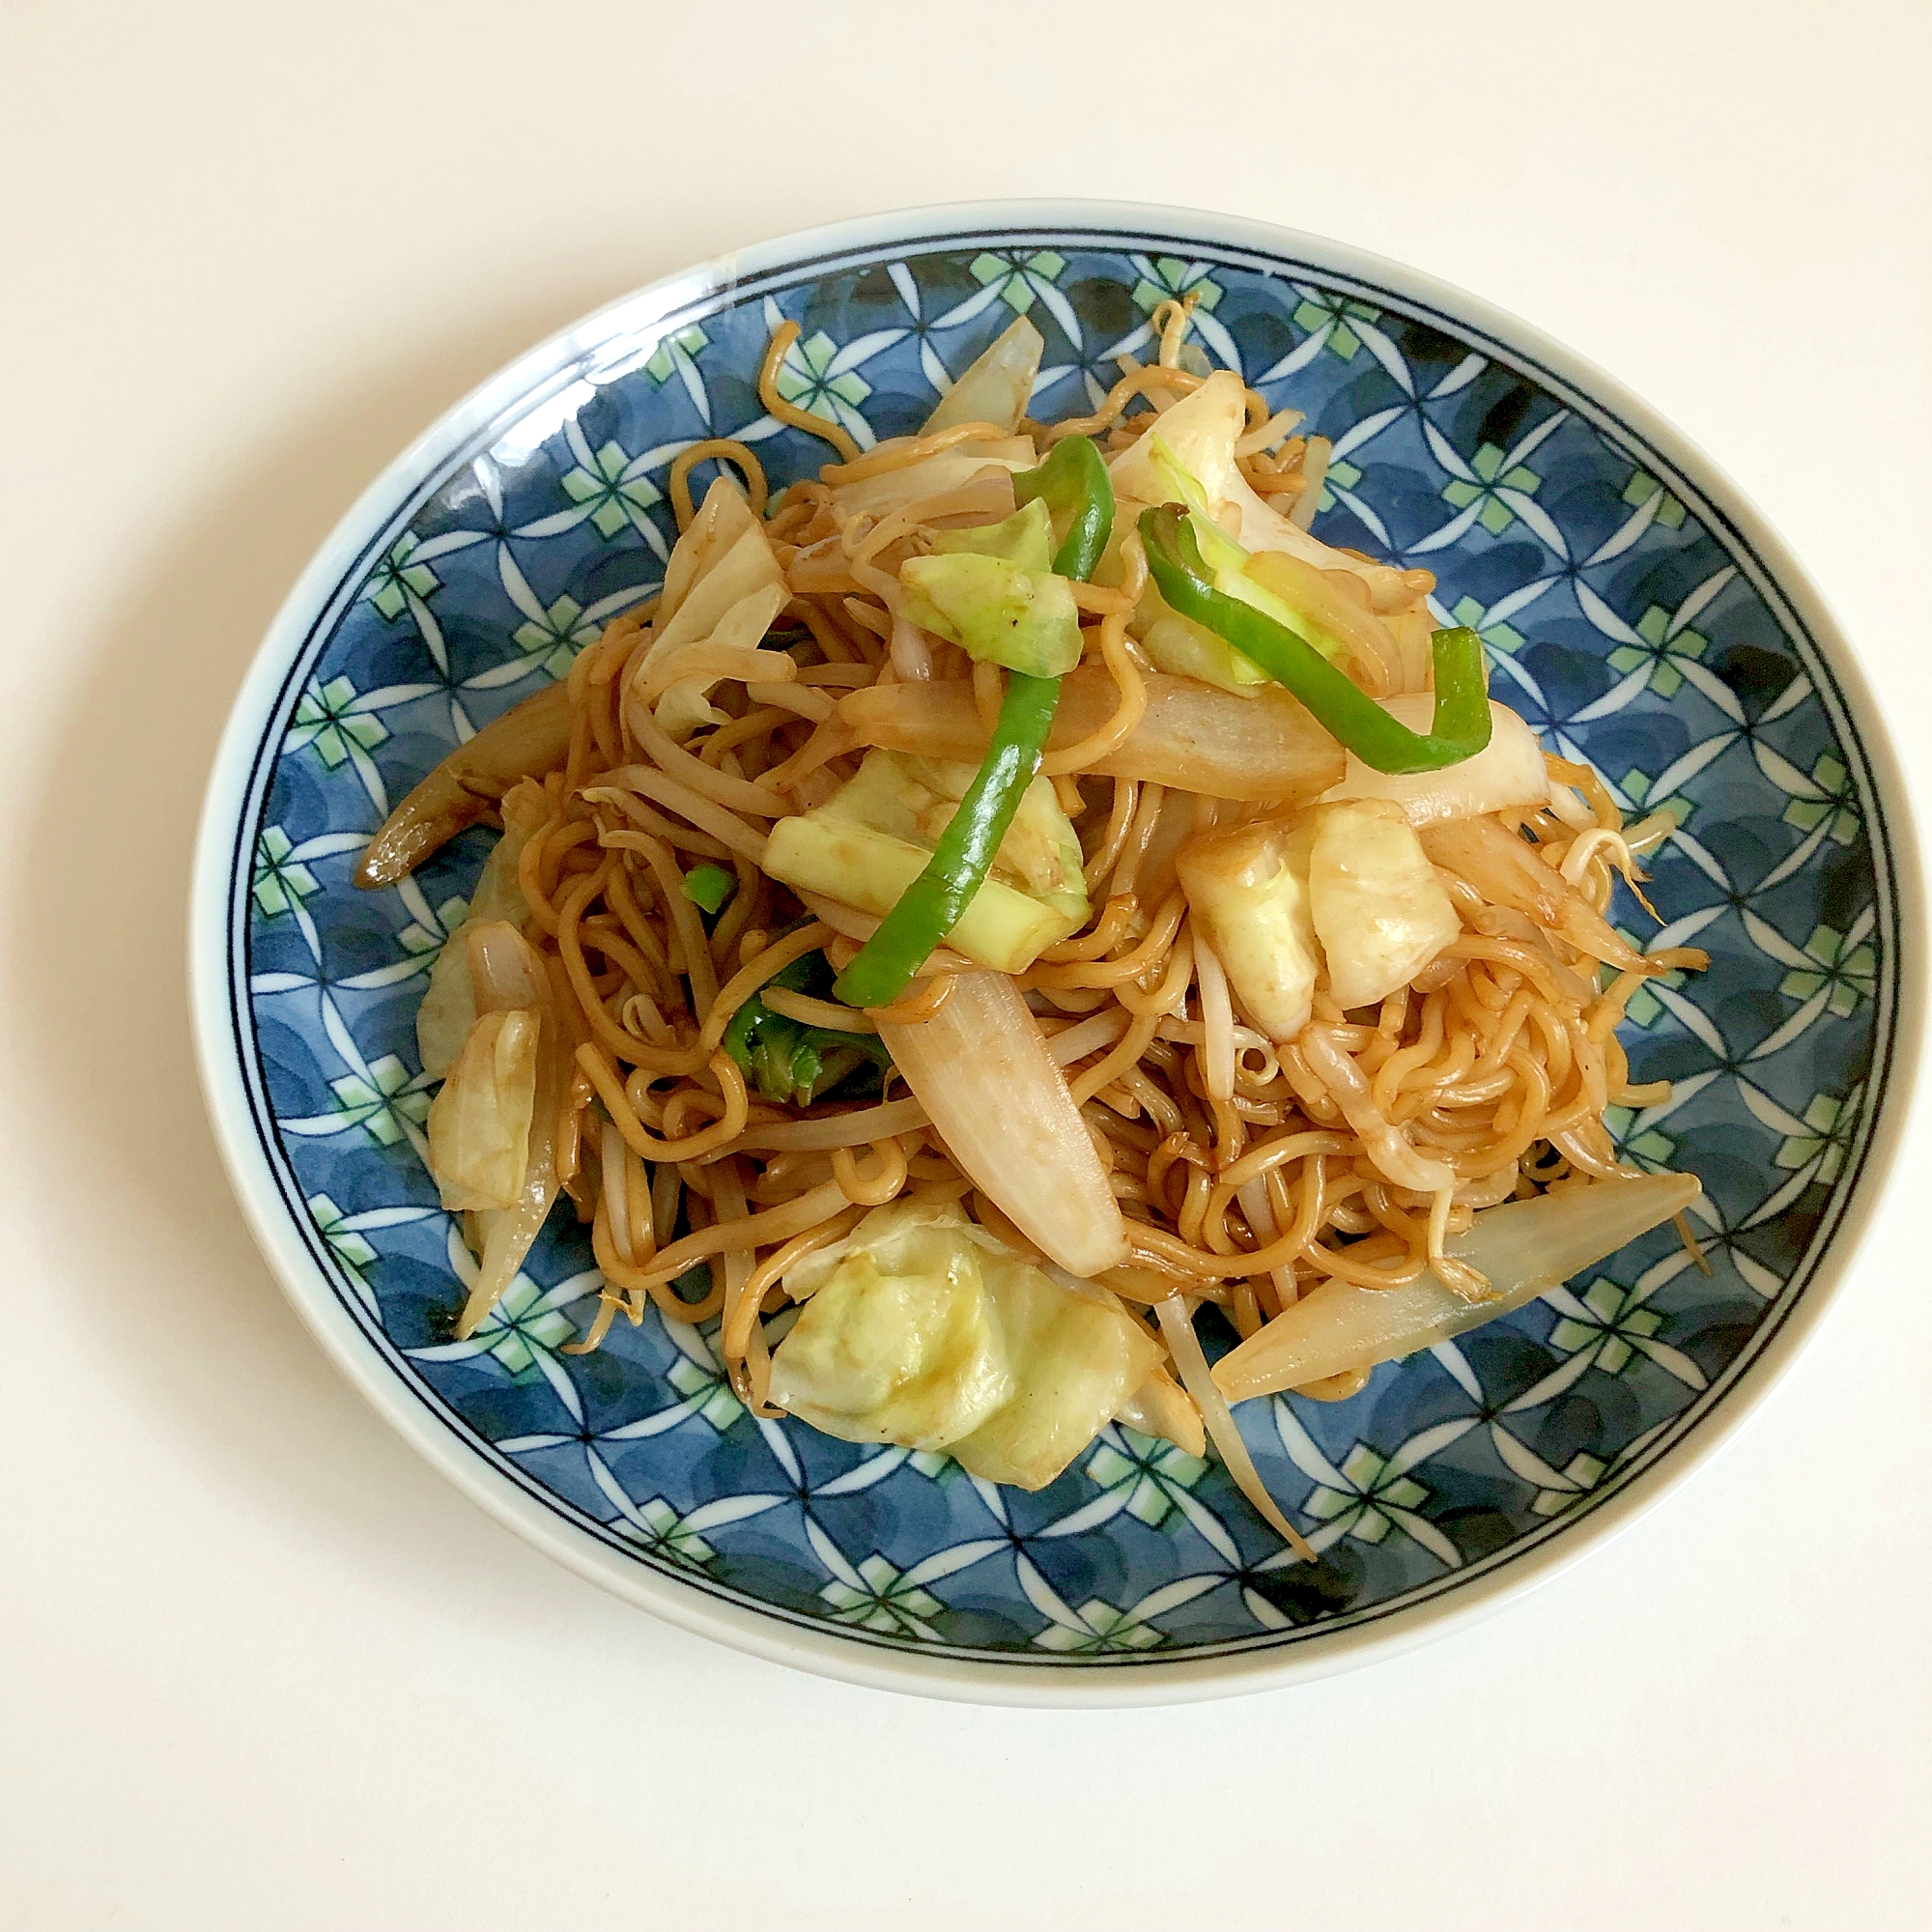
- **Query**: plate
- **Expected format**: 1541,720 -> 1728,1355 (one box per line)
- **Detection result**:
191,202 -> 1922,1704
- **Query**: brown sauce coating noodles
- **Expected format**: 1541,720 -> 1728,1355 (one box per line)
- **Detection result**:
395,327 -> 1703,1399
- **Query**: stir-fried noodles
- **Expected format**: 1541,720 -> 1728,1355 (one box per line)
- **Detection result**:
357,300 -> 1705,1548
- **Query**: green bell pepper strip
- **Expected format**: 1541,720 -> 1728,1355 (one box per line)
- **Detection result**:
680,864 -> 736,915
1013,436 -> 1114,581
1139,503 -> 1492,775
833,439 -> 1115,1008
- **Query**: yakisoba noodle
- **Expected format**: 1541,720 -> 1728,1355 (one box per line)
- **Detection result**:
361,298 -> 1706,1542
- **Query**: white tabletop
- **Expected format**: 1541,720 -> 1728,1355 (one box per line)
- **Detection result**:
5,3 -> 1929,1926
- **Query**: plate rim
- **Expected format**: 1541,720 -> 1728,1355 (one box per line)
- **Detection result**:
189,196 -> 1927,1707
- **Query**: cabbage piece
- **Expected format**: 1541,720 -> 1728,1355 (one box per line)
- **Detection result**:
627,477 -> 789,740
1108,371 -> 1409,608
1176,816 -> 1321,1041
771,1201 -> 1162,1489
763,819 -> 1074,976
896,551 -> 1081,676
764,750 -> 1086,971
903,753 -> 1086,923
425,1008 -> 539,1211
922,315 -> 1044,435
771,1207 -> 1014,1448
1307,799 -> 1459,1010
947,1264 -> 1164,1489
927,495 -> 1055,572
1137,607 -> 1272,694
1133,433 -> 1416,695
415,779 -> 551,1079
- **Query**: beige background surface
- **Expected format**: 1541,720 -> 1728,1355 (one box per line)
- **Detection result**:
4,3 -> 1929,1927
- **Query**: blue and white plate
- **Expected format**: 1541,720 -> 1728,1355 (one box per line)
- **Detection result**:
191,203 -> 1923,1703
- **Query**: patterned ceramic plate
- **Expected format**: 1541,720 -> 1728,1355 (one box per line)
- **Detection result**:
191,203 -> 1921,1704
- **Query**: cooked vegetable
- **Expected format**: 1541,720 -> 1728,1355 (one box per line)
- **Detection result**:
1176,816 -> 1321,1041
767,747 -> 1085,981
449,922 -> 571,1338
768,813 -> 1076,976
833,433 -> 1116,1008
1321,696 -> 1547,826
1143,435 -> 1320,647
896,554 -> 1081,677
468,917 -> 550,1010
1141,505 -> 1493,775
1420,814 -> 1657,975
1306,800 -> 1460,1010
681,863 -> 737,914
922,315 -> 1044,436
834,667 -> 1346,803
876,973 -> 1128,1277
415,778 -> 550,1079
1154,1294 -> 1313,1558
1136,605 -> 1272,694
376,320 -> 1709,1535
809,749 -> 1085,917
1299,1024 -> 1456,1195
355,680 -> 573,889
721,950 -> 892,1105
425,1008 -> 539,1211
829,442 -> 1031,522
830,674 -> 1065,1006
1108,370 -> 1410,610
1212,1172 -> 1703,1402
628,477 -> 788,740
769,1199 -> 1162,1488
1012,434 -> 1115,580
927,496 -> 1055,572
1113,1364 -> 1206,1459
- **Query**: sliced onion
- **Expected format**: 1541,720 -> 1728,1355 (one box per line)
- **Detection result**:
355,681 -> 572,888
836,669 -> 1345,804
1212,1171 -> 1702,1402
1112,1364 -> 1205,1458
878,973 -> 1128,1277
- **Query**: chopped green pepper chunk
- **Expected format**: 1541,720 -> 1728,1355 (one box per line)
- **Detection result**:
724,951 -> 893,1104
681,864 -> 736,915
1139,504 -> 1492,775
